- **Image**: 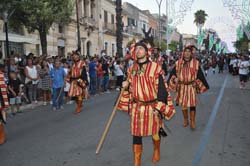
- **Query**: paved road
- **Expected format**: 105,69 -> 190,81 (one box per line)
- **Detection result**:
0,71 -> 250,166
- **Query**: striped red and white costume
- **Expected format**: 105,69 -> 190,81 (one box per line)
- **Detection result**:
168,57 -> 209,107
0,71 -> 9,110
152,55 -> 164,66
118,61 -> 175,136
68,60 -> 87,98
0,71 -> 9,145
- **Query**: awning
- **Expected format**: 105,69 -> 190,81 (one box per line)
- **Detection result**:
0,33 -> 38,44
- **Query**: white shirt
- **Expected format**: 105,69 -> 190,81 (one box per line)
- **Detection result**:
48,63 -> 54,71
114,64 -> 123,76
239,60 -> 250,75
229,59 -> 234,65
233,59 -> 239,68
25,66 -> 39,84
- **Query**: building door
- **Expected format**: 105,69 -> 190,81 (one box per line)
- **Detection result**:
58,46 -> 65,57
112,43 -> 115,57
86,41 -> 92,56
104,42 -> 108,55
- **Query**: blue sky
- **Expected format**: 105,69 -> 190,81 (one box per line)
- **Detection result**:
123,0 -> 238,51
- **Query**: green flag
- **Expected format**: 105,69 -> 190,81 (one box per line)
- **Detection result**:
209,34 -> 214,51
236,26 -> 243,40
197,30 -> 205,47
216,42 -> 221,53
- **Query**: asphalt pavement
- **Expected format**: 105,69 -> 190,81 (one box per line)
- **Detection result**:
0,71 -> 250,166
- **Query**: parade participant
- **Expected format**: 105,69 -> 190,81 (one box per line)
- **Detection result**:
0,65 -> 9,145
68,49 -> 88,114
168,45 -> 209,130
211,55 -> 217,74
117,30 -> 176,166
151,47 -> 163,66
217,55 -> 225,73
203,58 -> 210,76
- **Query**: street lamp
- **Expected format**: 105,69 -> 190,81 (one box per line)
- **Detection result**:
156,0 -> 163,49
3,11 -> 10,62
1,5 -> 15,76
75,0 -> 81,52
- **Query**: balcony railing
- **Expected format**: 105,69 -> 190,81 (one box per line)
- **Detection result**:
103,22 -> 116,33
80,17 -> 96,27
123,26 -> 143,37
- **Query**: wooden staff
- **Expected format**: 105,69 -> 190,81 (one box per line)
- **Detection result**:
95,87 -> 125,154
56,87 -> 64,104
96,28 -> 154,154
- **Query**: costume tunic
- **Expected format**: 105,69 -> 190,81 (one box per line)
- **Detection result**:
168,58 -> 209,107
68,60 -> 88,98
118,60 -> 175,136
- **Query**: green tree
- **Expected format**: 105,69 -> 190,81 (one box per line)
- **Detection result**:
168,41 -> 179,52
0,0 -> 74,55
234,32 -> 250,53
154,40 -> 167,52
194,10 -> 208,35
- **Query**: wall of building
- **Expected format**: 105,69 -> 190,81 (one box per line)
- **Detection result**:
0,0 -> 187,59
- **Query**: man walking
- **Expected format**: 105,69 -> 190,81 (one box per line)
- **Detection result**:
168,45 -> 209,130
118,37 -> 175,166
68,50 -> 88,114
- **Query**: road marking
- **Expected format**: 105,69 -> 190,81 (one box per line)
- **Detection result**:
192,75 -> 229,166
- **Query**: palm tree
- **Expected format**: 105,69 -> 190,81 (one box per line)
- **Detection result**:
194,10 -> 208,35
116,0 -> 123,57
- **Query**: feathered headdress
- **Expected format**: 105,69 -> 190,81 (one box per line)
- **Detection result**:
129,28 -> 154,60
71,47 -> 81,56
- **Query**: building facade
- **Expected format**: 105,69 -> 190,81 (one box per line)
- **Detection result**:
143,10 -> 158,39
0,0 -> 163,58
182,34 -> 197,47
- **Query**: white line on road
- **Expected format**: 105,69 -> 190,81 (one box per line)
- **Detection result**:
192,75 -> 229,166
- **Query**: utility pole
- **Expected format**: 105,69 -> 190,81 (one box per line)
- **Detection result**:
156,0 -> 163,49
3,12 -> 10,66
166,0 -> 169,52
75,0 -> 81,52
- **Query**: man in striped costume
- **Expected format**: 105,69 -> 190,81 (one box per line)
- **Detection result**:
151,47 -> 163,66
118,40 -> 175,166
168,45 -> 209,130
68,50 -> 88,114
0,68 -> 9,145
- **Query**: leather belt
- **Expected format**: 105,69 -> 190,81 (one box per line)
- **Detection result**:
178,81 -> 195,85
132,98 -> 157,106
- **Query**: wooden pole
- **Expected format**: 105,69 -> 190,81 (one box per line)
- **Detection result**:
95,87 -> 125,154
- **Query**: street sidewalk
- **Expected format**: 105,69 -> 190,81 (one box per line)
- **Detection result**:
6,101 -> 44,114
5,77 -> 249,114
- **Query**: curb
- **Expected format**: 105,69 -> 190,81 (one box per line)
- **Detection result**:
6,101 -> 44,114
